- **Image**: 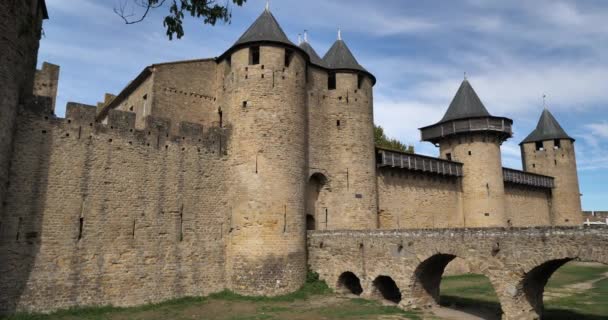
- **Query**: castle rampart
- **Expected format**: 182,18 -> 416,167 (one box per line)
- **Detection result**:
0,103 -> 230,313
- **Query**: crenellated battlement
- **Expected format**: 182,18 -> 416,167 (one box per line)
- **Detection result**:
19,102 -> 230,156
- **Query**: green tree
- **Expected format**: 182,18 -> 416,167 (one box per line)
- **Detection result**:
374,125 -> 414,153
114,0 -> 247,40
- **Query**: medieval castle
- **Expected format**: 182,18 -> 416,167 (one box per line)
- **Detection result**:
0,1 -> 593,318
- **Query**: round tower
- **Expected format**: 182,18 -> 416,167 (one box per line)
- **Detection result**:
218,7 -> 308,295
420,80 -> 513,227
520,109 -> 582,226
315,31 -> 378,230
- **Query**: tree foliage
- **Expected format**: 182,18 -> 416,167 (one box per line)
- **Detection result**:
114,0 -> 247,40
374,125 -> 414,153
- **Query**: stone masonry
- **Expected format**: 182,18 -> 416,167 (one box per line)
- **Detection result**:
307,227 -> 608,320
0,3 -> 596,319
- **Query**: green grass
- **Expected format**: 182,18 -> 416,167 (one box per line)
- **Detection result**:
316,300 -> 421,319
440,262 -> 608,320
546,263 -> 608,288
0,271 -> 422,320
544,277 -> 608,318
440,273 -> 499,304
206,271 -> 332,303
0,296 -> 207,320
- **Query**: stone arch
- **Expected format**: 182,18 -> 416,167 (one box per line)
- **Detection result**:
521,258 -> 575,317
306,173 -> 328,229
410,253 -> 457,307
372,275 -> 402,303
337,271 -> 363,295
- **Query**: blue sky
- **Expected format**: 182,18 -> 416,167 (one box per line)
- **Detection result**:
39,0 -> 607,209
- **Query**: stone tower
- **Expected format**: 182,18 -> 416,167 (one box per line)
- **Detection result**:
219,7 -> 308,296
520,109 -> 582,226
0,0 -> 48,217
33,62 -> 60,113
318,33 -> 378,229
420,80 -> 513,227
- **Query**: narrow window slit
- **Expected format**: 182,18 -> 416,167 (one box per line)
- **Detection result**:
78,217 -> 84,240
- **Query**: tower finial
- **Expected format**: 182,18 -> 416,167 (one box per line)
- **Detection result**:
304,29 -> 308,43
265,0 -> 270,11
543,94 -> 547,109
464,71 -> 467,80
338,28 -> 342,40
297,33 -> 302,45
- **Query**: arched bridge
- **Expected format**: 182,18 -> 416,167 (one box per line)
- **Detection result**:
307,227 -> 608,320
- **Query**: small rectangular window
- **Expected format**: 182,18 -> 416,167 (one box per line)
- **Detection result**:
357,74 -> 364,89
249,46 -> 260,65
535,141 -> 544,151
284,49 -> 294,67
242,101 -> 248,108
143,94 -> 148,100
328,72 -> 336,90
336,120 -> 341,127
446,153 -> 452,161
554,139 -> 561,149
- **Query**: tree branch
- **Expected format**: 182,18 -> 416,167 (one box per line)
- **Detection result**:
114,0 -> 167,25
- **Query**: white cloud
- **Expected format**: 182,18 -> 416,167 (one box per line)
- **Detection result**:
586,122 -> 608,139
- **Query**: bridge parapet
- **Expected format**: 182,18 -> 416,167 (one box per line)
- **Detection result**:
307,227 -> 608,320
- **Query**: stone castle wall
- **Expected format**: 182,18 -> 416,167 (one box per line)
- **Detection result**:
0,0 -> 45,220
377,168 -> 463,229
504,183 -> 552,227
0,104 -> 230,313
113,73 -> 154,129
33,62 -> 60,113
152,59 -> 219,132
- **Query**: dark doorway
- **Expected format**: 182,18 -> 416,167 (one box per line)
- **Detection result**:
337,271 -> 363,295
306,214 -> 315,231
306,173 -> 327,230
372,276 -> 402,303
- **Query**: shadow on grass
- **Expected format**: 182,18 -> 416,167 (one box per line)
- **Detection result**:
441,295 -> 607,320
440,296 -> 502,320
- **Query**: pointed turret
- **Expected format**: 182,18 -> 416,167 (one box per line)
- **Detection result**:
323,39 -> 368,73
521,109 -> 574,144
440,79 -> 491,122
298,31 -> 326,67
322,30 -> 375,84
232,9 -> 295,48
420,79 -> 512,144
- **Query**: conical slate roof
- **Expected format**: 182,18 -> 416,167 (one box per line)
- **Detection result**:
233,9 -> 295,47
299,41 -> 325,67
440,79 -> 491,122
521,109 -> 574,144
323,40 -> 368,73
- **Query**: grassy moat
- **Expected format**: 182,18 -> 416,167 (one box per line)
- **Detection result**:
2,263 -> 606,320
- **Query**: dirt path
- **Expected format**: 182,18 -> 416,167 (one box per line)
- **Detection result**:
545,271 -> 608,301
